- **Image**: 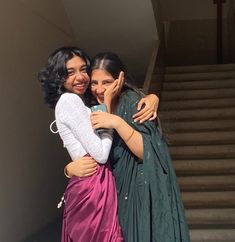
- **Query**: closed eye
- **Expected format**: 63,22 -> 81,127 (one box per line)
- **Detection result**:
80,65 -> 88,73
102,80 -> 114,85
67,69 -> 75,76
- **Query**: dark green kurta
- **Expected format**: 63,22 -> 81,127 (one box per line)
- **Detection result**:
110,89 -> 190,242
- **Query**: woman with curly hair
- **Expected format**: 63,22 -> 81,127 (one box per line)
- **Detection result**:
38,46 -> 159,242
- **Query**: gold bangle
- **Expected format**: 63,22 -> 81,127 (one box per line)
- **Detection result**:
125,129 -> 135,142
64,165 -> 71,179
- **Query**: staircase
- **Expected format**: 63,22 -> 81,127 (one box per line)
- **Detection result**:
159,63 -> 235,242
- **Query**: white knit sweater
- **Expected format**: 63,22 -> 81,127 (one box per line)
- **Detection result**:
55,93 -> 112,164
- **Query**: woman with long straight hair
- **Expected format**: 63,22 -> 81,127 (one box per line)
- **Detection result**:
68,52 -> 190,242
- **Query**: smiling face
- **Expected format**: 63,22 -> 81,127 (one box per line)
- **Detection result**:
63,56 -> 90,96
90,69 -> 115,103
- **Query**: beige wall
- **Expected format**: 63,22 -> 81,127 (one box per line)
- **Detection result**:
160,0 -> 231,65
160,0 -> 229,20
62,0 -> 157,85
0,1 -> 76,241
166,19 -> 229,66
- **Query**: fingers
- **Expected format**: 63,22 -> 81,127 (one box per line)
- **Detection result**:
80,161 -> 97,169
135,98 -> 146,111
117,71 -> 124,92
74,157 -> 97,168
90,115 -> 101,129
135,111 -> 152,123
79,158 -> 98,177
92,123 -> 100,130
133,109 -> 157,123
149,111 -> 157,121
105,81 -> 118,96
138,112 -> 155,123
118,71 -> 124,80
71,157 -> 98,177
133,95 -> 158,122
76,167 -> 97,177
132,108 -> 146,120
82,170 -> 97,177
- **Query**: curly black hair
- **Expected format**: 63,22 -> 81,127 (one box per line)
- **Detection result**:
38,46 -> 91,109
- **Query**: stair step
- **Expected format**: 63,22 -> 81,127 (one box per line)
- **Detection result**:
167,131 -> 235,145
161,88 -> 235,100
166,63 -> 235,74
173,159 -> 235,175
165,71 -> 235,81
169,144 -> 235,159
186,208 -> 235,225
178,175 -> 235,191
162,66 -> 235,241
190,228 -> 235,242
160,107 -> 235,121
162,119 -> 235,132
182,191 -> 235,208
163,78 -> 235,91
160,98 -> 235,110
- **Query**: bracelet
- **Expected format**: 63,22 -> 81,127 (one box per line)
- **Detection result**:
125,129 -> 135,142
64,165 -> 71,179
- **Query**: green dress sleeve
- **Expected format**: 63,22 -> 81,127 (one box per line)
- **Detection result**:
110,89 -> 190,242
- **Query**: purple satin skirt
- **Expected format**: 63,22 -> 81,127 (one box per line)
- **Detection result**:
61,161 -> 124,242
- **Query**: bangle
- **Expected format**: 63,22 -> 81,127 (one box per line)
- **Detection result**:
125,129 -> 135,142
64,165 -> 71,179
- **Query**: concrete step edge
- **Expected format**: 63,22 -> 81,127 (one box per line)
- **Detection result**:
160,107 -> 235,121
169,144 -> 235,159
178,175 -> 235,191
173,159 -> 235,175
163,79 -> 235,91
160,98 -> 235,110
166,63 -> 235,74
161,88 -> 235,101
186,208 -> 235,224
161,119 -> 235,133
167,131 -> 235,146
190,228 -> 235,241
165,71 -> 235,81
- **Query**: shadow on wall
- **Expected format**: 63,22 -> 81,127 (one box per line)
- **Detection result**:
166,19 -> 220,65
21,216 -> 61,242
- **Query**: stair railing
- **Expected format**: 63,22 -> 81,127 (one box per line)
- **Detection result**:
142,40 -> 159,94
143,0 -> 166,96
227,0 -> 235,61
214,0 -> 226,64
142,38 -> 165,99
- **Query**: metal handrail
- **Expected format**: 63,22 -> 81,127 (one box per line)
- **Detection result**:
142,40 -> 159,94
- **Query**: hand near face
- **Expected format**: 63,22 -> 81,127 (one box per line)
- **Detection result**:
104,71 -> 124,109
133,94 -> 159,123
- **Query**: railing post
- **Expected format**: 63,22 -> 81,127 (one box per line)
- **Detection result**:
142,40 -> 159,94
214,0 -> 226,64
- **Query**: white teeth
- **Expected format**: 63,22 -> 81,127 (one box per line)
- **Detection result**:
74,83 -> 85,87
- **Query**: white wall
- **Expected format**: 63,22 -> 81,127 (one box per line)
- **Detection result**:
62,0 -> 157,85
0,1 -> 76,241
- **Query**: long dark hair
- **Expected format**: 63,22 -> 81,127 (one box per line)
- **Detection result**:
38,46 -> 91,109
90,52 -> 143,96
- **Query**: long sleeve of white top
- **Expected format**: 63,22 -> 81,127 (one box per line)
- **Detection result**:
55,93 -> 112,164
